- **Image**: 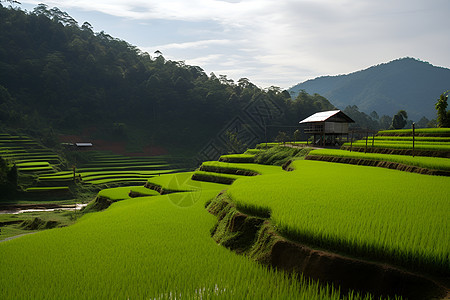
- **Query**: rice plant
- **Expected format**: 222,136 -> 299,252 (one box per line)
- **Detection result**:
0,192 -> 376,299
227,160 -> 450,274
309,149 -> 450,171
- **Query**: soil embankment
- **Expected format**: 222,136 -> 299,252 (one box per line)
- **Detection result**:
340,146 -> 450,158
206,193 -> 449,300
305,155 -> 450,176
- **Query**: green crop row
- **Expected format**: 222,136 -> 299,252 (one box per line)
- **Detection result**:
377,128 -> 450,136
16,162 -> 51,167
192,170 -> 243,185
18,166 -> 54,172
218,153 -> 255,163
0,192 -> 375,299
200,161 -> 283,175
363,140 -> 450,145
76,164 -> 170,172
308,149 -> 450,171
227,160 -> 450,274
147,172 -> 228,193
79,160 -> 167,167
244,148 -> 262,154
84,178 -> 149,185
97,186 -> 159,201
343,142 -> 450,151
374,136 -> 450,142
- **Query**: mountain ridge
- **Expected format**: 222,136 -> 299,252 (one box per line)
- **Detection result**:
289,58 -> 450,120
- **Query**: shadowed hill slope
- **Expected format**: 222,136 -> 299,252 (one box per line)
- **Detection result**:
289,58 -> 450,121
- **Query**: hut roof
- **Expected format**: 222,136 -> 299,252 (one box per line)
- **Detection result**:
299,110 -> 355,124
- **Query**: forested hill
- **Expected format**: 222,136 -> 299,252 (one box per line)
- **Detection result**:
0,4 -> 334,155
289,58 -> 450,121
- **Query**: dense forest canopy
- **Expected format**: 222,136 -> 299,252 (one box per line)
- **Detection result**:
1,4 -> 424,156
0,4 -> 339,155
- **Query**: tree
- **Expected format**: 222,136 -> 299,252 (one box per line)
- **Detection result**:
275,131 -> 288,145
389,110 -> 408,129
416,116 -> 430,128
0,0 -> 20,4
293,129 -> 301,142
225,130 -> 246,154
370,111 -> 379,120
379,115 -> 392,129
435,91 -> 449,128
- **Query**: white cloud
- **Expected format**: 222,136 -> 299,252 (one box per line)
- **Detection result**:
148,39 -> 234,50
20,0 -> 450,88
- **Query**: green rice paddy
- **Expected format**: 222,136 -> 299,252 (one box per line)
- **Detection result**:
2,128 -> 447,298
0,192 -> 374,299
377,128 -> 450,136
97,186 -> 159,201
227,160 -> 450,274
147,172 -> 228,192
309,149 -> 450,171
219,153 -> 255,163
344,141 -> 450,151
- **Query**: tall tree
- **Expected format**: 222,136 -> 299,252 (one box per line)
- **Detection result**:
389,110 -> 408,129
435,91 -> 449,128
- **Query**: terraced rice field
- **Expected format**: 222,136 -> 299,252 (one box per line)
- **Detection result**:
308,149 -> 450,172
3,134 -> 446,299
218,153 -> 255,163
343,128 -> 450,153
147,171 -> 229,193
0,191 -> 376,299
377,128 -> 450,136
227,160 -> 450,274
37,152 -> 178,187
97,186 -> 160,201
0,134 -> 63,173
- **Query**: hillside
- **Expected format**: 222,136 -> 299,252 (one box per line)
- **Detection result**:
289,58 -> 450,121
0,4 -> 333,158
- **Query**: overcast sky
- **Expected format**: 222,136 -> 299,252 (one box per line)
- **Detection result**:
16,0 -> 450,89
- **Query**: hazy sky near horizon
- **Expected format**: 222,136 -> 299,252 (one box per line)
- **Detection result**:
15,0 -> 450,89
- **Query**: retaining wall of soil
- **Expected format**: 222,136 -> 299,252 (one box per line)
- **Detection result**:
340,146 -> 450,158
305,155 -> 450,176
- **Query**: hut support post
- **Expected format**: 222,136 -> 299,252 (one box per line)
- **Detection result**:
412,123 -> 415,157
365,131 -> 368,153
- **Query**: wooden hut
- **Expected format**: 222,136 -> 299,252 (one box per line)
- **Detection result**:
299,110 -> 354,146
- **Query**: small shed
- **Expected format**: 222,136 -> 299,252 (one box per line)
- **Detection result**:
299,110 -> 354,146
75,143 -> 93,147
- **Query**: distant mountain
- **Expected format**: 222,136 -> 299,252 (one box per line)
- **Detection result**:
289,58 -> 450,121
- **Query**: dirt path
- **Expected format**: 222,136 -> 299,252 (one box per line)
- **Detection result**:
0,232 -> 37,243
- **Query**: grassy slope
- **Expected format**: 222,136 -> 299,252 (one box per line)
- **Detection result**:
0,192 -> 357,300
147,171 -> 229,192
227,160 -> 450,274
97,186 -> 159,201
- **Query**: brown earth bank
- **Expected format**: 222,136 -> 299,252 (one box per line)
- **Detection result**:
340,146 -> 450,158
191,173 -> 236,185
206,193 -> 449,300
305,155 -> 450,176
199,165 -> 259,176
143,182 -> 193,195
